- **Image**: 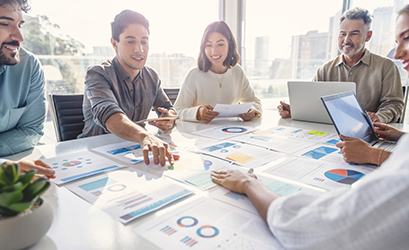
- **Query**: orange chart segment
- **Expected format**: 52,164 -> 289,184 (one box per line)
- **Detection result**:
226,153 -> 255,164
330,169 -> 348,176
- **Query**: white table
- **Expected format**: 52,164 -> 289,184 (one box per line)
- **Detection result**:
5,110 -> 406,250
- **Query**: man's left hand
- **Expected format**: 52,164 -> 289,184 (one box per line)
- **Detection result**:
367,111 -> 381,123
149,107 -> 177,131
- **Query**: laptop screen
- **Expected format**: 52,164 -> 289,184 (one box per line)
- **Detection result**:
321,91 -> 378,143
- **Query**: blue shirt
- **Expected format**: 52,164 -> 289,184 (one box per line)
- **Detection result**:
0,47 -> 46,159
79,57 -> 172,138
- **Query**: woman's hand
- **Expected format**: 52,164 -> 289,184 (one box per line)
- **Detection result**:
211,169 -> 257,194
373,122 -> 405,142
197,105 -> 219,123
239,109 -> 257,121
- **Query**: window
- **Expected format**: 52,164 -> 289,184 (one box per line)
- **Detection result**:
351,0 -> 409,86
24,0 -> 219,95
243,0 -> 343,101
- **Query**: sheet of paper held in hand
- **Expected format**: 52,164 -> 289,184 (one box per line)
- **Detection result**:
213,102 -> 254,117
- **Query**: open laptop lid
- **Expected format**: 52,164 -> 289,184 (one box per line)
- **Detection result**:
288,81 -> 356,124
321,91 -> 378,143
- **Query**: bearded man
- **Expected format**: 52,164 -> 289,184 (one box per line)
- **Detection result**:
279,7 -> 403,123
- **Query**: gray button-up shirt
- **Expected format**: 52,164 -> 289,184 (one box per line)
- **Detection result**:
79,57 -> 172,138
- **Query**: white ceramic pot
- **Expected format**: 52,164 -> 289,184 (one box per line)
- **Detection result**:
0,198 -> 53,250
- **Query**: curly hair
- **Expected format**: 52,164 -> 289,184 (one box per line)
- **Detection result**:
0,0 -> 30,13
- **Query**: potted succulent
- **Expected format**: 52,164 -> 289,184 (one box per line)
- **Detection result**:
0,163 -> 53,250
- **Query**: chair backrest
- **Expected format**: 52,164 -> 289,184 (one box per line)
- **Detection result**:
397,85 -> 408,124
163,88 -> 180,105
48,94 -> 85,142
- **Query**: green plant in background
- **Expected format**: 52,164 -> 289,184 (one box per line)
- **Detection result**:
0,164 -> 50,217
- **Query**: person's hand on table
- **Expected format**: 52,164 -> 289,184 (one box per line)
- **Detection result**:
149,107 -> 177,131
211,169 -> 257,194
140,132 -> 175,166
197,105 -> 219,123
239,109 -> 257,121
5,159 -> 56,179
335,134 -> 380,165
373,122 -> 405,142
367,111 -> 381,123
277,101 -> 291,118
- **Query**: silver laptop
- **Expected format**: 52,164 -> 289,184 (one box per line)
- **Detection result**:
288,81 -> 356,124
321,91 -> 396,151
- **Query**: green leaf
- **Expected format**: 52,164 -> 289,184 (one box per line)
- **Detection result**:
23,177 -> 49,201
0,164 -> 19,186
0,191 -> 23,207
2,182 -> 23,192
9,198 -> 37,213
17,169 -> 36,187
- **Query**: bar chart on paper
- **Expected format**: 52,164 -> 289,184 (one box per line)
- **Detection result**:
138,152 -> 234,190
135,197 -> 284,249
43,151 -> 125,185
198,141 -> 285,168
92,141 -> 148,164
65,169 -> 192,224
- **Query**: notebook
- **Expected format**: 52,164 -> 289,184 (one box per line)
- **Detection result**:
288,81 -> 356,124
321,91 -> 396,151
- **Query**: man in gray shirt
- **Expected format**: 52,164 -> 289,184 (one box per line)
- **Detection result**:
79,10 -> 177,166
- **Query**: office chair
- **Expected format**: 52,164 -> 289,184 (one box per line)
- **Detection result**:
48,94 -> 85,142
397,85 -> 408,124
163,88 -> 180,105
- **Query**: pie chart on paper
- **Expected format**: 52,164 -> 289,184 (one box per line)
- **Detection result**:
324,169 -> 365,185
221,127 -> 248,133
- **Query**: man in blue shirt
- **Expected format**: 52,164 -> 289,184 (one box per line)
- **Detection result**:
0,0 -> 55,178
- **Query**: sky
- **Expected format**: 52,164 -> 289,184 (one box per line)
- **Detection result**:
28,0 -> 398,60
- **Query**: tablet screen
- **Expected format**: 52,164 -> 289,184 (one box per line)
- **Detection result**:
321,92 -> 376,143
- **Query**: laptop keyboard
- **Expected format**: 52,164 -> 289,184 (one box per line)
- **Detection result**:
372,140 -> 396,151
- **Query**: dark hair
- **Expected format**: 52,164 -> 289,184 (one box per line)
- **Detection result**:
197,21 -> 240,72
0,0 -> 30,12
340,7 -> 372,32
111,10 -> 149,42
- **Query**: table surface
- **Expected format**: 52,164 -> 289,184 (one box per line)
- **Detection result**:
5,110 -> 408,250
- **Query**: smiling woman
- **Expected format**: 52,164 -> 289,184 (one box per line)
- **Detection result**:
174,21 -> 262,123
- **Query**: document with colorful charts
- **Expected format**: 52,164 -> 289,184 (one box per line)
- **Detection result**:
293,143 -> 365,167
43,150 -> 125,185
263,156 -> 376,190
65,168 -> 193,224
134,197 -> 285,250
191,125 -> 257,140
137,151 -> 236,190
265,126 -> 340,144
232,132 -> 316,154
209,173 -> 305,215
195,140 -> 286,168
92,141 -> 151,164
